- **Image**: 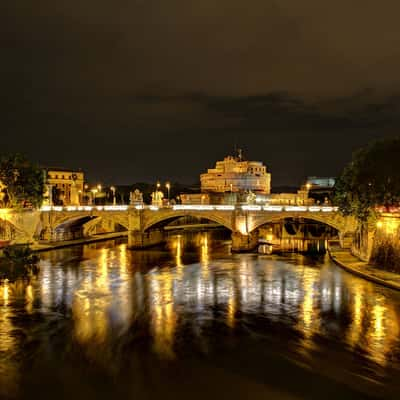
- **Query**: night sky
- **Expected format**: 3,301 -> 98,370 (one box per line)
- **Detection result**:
2,1 -> 400,186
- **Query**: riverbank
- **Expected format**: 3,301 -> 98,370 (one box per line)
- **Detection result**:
31,231 -> 128,252
328,243 -> 400,291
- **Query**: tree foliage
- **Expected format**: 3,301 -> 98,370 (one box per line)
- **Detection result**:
0,244 -> 40,281
0,153 -> 44,208
334,137 -> 400,220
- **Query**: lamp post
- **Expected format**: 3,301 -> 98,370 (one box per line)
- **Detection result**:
156,182 -> 161,207
166,182 -> 171,204
91,188 -> 98,205
110,186 -> 116,205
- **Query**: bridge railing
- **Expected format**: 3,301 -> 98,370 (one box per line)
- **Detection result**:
40,205 -> 339,213
40,205 -> 130,212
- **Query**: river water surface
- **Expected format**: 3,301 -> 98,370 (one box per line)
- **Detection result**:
1,232 -> 400,399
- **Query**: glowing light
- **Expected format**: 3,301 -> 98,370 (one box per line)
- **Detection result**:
215,205 -> 235,211
263,205 -> 283,212
173,205 -> 215,211
104,205 -> 129,211
150,206 -> 159,211
241,205 -> 262,211
285,206 -> 308,212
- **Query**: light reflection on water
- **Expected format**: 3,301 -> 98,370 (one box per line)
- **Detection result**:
1,232 -> 400,399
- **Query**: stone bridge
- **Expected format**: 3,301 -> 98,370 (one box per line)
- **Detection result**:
0,205 -> 357,252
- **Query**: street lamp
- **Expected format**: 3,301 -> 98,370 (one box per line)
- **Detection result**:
91,188 -> 98,204
110,186 -> 116,205
166,182 -> 171,204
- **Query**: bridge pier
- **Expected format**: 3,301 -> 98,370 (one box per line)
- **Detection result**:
128,229 -> 165,249
231,231 -> 259,253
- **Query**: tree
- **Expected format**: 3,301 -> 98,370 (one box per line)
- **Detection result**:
334,137 -> 400,220
0,153 -> 44,209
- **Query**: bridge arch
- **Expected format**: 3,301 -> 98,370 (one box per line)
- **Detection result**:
248,213 -> 347,234
49,212 -> 129,241
0,211 -> 41,244
142,211 -> 233,232
0,217 -> 20,242
52,212 -> 130,231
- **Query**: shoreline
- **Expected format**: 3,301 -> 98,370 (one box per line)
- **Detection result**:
328,243 -> 400,291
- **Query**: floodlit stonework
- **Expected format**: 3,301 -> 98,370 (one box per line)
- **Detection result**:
200,152 -> 271,194
44,168 -> 85,206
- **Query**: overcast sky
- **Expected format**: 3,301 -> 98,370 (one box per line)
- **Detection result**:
2,1 -> 400,186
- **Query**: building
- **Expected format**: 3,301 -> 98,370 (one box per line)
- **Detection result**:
304,176 -> 336,205
43,168 -> 85,206
268,190 -> 312,206
305,176 -> 336,189
180,193 -> 210,205
200,151 -> 271,194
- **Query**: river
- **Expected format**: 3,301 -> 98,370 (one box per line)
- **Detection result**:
1,231 -> 400,399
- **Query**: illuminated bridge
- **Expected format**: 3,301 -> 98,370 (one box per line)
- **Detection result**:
0,205 -> 357,252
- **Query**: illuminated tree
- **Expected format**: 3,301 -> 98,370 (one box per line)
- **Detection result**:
0,153 -> 44,208
334,137 -> 400,220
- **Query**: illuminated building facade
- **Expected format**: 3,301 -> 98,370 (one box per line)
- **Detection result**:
44,168 -> 85,206
200,152 -> 271,194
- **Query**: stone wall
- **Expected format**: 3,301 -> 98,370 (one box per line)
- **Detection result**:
369,214 -> 400,273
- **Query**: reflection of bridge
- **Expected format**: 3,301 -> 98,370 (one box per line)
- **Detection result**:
0,205 -> 357,252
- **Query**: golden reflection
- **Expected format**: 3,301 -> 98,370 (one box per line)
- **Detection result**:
297,268 -> 320,351
25,284 -> 34,314
200,233 -> 210,280
347,286 -> 363,347
2,279 -> 9,305
0,279 -> 18,397
344,279 -> 400,367
72,247 -> 111,345
373,304 -> 384,338
119,244 -> 127,274
365,296 -> 399,366
201,233 -> 209,264
227,294 -> 236,328
302,283 -> 313,333
118,244 -> 132,323
149,271 -> 176,359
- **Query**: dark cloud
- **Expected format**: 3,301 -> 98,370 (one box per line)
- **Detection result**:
1,1 -> 400,186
